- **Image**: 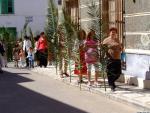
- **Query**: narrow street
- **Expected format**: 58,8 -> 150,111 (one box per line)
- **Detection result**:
0,67 -> 139,113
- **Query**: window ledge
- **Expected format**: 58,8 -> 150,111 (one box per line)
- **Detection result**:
0,14 -> 15,16
125,49 -> 150,55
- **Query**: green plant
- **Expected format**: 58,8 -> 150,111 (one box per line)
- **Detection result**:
45,0 -> 58,64
0,27 -> 16,61
87,0 -> 108,91
56,8 -> 78,81
22,22 -> 34,48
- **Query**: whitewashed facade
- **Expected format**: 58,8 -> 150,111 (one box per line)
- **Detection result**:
0,0 -> 48,37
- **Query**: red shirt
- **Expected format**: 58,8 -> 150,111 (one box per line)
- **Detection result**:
37,37 -> 48,50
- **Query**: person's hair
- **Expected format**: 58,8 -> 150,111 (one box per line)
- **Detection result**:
24,36 -> 30,40
109,27 -> 117,33
29,47 -> 33,49
34,35 -> 40,41
78,29 -> 86,40
87,29 -> 95,40
15,43 -> 19,47
19,38 -> 22,41
40,32 -> 45,36
24,36 -> 28,39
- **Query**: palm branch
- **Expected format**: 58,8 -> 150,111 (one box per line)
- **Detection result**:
45,0 -> 59,73
87,0 -> 107,91
60,9 -> 78,82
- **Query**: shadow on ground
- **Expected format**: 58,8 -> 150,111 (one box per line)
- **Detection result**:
0,71 -> 87,113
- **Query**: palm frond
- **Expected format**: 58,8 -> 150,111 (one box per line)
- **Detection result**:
23,22 -> 28,37
45,0 -> 59,63
45,0 -> 58,41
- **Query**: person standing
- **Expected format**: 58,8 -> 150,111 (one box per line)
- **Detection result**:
19,49 -> 26,68
37,32 -> 48,68
0,41 -> 5,73
102,27 -> 122,91
34,35 -> 40,66
23,36 -> 32,67
1,40 -> 8,67
74,29 -> 87,83
57,25 -> 70,78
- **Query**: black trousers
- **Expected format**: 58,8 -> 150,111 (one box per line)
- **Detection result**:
107,59 -> 121,88
25,50 -> 29,67
39,49 -> 48,67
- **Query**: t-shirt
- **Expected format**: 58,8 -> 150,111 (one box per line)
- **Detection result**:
27,52 -> 34,61
37,37 -> 47,50
85,39 -> 99,63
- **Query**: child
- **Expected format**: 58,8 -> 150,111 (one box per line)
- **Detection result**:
27,47 -> 34,68
19,49 -> 25,68
13,43 -> 20,68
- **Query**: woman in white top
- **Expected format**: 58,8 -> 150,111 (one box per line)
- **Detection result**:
23,36 -> 32,67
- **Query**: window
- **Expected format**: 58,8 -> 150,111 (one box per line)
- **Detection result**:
0,0 -> 14,14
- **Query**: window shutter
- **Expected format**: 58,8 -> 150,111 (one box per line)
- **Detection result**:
1,0 -> 8,14
0,0 -> 2,14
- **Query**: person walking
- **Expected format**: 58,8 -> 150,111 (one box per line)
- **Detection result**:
13,42 -> 20,68
57,25 -> 69,78
102,27 -> 122,91
27,47 -> 34,68
34,35 -> 40,66
23,36 -> 32,68
74,29 -> 87,83
37,32 -> 48,68
84,30 -> 100,86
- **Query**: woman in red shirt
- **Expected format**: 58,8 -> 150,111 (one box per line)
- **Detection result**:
37,32 -> 48,68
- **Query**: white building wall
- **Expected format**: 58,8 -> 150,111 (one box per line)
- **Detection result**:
0,0 -> 48,37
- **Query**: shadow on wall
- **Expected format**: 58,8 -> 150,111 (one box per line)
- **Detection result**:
0,71 -> 87,113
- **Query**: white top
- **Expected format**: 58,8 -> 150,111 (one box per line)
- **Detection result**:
23,39 -> 32,52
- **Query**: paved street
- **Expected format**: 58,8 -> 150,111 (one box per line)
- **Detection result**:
0,67 -> 140,113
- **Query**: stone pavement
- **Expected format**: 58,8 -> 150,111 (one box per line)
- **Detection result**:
31,65 -> 150,111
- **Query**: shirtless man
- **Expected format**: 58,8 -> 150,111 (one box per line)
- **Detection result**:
102,27 -> 122,91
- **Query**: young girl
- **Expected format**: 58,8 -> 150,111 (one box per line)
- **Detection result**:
19,49 -> 25,68
84,30 -> 100,86
13,43 -> 20,68
74,29 -> 87,83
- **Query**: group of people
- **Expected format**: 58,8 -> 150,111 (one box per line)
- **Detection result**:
0,27 -> 122,91
13,32 -> 48,69
59,27 -> 122,91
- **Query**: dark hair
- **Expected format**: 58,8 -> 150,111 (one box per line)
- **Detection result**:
24,36 -> 30,40
87,30 -> 95,40
24,36 -> 28,39
34,35 -> 40,41
15,43 -> 19,47
109,27 -> 117,33
78,29 -> 86,40
40,32 -> 45,36
29,47 -> 33,50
